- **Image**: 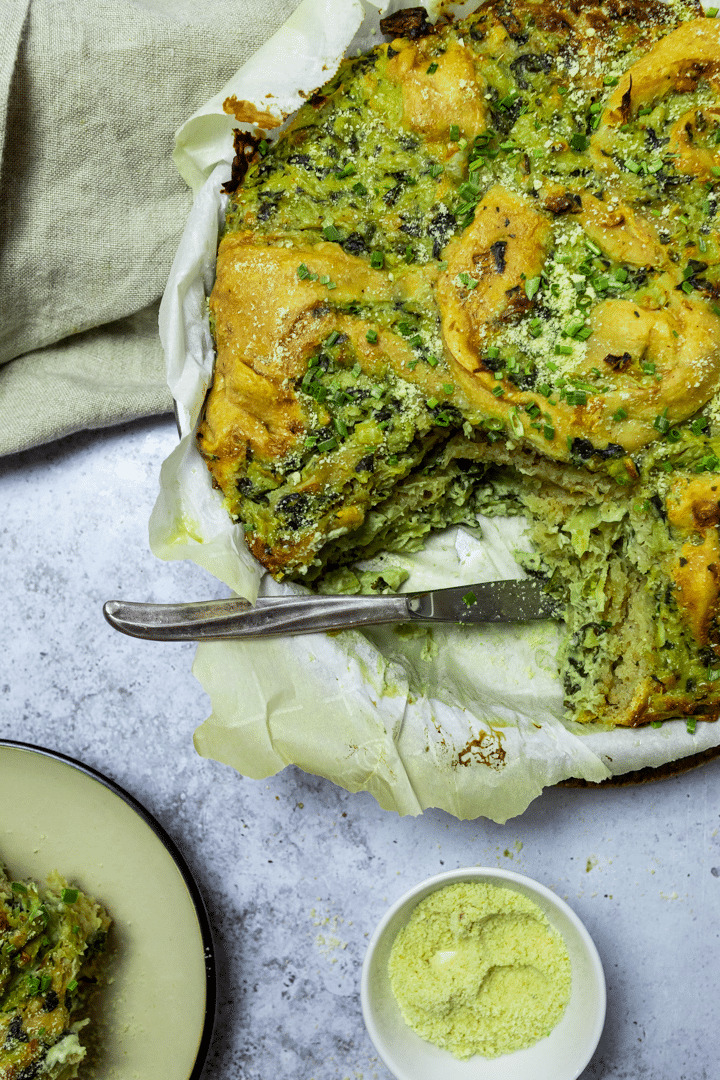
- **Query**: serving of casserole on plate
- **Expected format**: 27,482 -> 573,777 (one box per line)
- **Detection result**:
0,865 -> 110,1080
0,743 -> 214,1080
152,0 -> 720,818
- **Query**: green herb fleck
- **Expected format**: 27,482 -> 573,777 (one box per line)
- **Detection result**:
653,408 -> 670,434
525,276 -> 541,301
322,224 -> 342,243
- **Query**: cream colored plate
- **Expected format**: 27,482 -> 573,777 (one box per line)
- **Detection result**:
0,741 -> 214,1080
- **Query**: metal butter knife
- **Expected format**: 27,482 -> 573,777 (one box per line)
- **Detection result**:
103,579 -> 562,641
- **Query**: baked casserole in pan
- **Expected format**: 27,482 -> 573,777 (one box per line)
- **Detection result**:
197,0 -> 720,728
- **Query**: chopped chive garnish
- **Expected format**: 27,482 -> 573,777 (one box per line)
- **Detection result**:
61,888 -> 79,904
67,980 -> 78,993
11,882 -> 28,895
509,407 -> 524,437
426,62 -> 438,74
443,383 -> 454,394
426,397 -> 439,409
366,328 -> 378,343
653,408 -> 670,434
322,224 -> 342,242
370,250 -> 385,269
564,316 -> 586,338
525,276 -> 541,300
462,591 -> 477,607
449,124 -> 460,141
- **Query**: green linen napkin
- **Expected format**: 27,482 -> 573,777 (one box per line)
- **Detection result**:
0,0 -> 301,455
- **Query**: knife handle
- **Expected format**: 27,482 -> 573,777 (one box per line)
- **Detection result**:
103,593 -> 410,641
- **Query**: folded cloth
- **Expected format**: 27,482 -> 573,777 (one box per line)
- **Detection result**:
0,0 -> 301,456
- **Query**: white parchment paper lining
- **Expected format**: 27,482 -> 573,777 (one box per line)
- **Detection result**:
149,0 -> 720,822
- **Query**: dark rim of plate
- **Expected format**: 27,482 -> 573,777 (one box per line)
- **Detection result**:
0,738 -> 217,1080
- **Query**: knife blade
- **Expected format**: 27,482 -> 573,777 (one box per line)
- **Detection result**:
103,578 -> 563,642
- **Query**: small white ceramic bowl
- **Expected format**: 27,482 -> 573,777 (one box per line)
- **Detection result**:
361,867 -> 605,1080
